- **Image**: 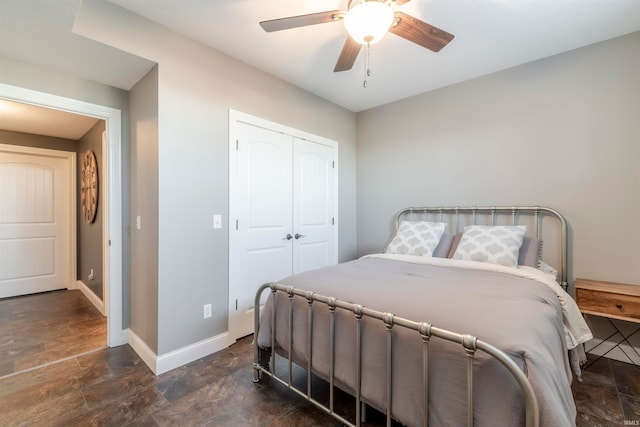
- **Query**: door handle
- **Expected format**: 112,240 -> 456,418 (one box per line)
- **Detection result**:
294,233 -> 306,239
283,234 -> 293,241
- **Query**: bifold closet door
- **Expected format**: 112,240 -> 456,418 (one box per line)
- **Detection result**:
230,122 -> 336,340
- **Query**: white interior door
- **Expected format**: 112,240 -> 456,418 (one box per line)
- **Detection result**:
0,146 -> 73,298
293,138 -> 335,274
230,122 -> 294,339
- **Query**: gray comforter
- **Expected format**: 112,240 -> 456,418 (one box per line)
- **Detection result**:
257,257 -> 576,427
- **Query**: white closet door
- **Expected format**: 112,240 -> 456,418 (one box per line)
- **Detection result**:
0,149 -> 72,298
229,111 -> 339,343
292,138 -> 335,274
230,123 -> 294,338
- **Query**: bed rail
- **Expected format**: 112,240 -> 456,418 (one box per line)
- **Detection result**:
395,206 -> 568,290
253,282 -> 540,427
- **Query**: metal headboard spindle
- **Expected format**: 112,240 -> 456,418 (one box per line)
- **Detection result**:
395,206 -> 568,290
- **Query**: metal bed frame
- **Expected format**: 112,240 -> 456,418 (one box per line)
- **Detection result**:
253,206 -> 569,427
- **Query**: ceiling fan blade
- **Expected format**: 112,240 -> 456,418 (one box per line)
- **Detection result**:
389,12 -> 454,52
334,36 -> 362,72
260,10 -> 343,32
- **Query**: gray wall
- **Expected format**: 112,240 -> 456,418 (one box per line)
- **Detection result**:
77,120 -> 106,300
0,56 -> 132,327
129,65 -> 159,352
75,0 -> 358,355
356,32 -> 640,287
0,129 -> 76,152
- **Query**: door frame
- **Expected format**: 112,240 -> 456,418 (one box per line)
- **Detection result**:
228,109 -> 339,343
0,83 -> 125,346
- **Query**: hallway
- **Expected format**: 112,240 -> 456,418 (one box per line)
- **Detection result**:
0,290 -> 106,378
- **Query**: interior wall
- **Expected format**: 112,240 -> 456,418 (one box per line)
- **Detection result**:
129,65 -> 159,353
0,56 -> 132,327
356,31 -> 640,287
0,129 -> 76,152
77,120 -> 106,300
74,0 -> 357,355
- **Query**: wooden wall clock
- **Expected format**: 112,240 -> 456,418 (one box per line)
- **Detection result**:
81,150 -> 99,224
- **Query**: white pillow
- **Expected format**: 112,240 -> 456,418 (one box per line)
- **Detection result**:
452,225 -> 527,267
385,221 -> 447,257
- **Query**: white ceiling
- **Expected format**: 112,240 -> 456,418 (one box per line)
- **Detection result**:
0,99 -> 99,140
0,0 -> 154,138
0,0 -> 155,91
0,0 -> 639,115
107,0 -> 640,112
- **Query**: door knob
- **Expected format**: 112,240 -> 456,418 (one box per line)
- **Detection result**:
294,233 -> 306,239
283,234 -> 293,240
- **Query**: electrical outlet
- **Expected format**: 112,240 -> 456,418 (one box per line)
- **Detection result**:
203,303 -> 212,319
136,215 -> 141,230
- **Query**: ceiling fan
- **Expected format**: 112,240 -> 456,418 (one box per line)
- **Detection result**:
259,0 -> 454,73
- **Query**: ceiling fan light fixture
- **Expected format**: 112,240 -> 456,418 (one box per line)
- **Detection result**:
344,1 -> 394,45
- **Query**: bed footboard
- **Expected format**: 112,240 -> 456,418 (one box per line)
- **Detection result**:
253,282 -> 540,427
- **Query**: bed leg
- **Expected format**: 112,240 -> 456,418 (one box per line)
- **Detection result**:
253,347 -> 272,383
253,363 -> 261,383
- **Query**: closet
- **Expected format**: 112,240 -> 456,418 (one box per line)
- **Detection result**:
228,111 -> 338,341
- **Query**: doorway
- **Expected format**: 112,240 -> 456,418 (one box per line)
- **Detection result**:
0,144 -> 74,298
0,83 -> 124,347
0,117 -> 108,377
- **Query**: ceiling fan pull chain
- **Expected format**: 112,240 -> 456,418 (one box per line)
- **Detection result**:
363,42 -> 371,88
367,42 -> 372,77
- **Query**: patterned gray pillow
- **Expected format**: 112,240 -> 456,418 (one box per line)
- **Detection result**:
385,221 -> 447,256
452,225 -> 527,267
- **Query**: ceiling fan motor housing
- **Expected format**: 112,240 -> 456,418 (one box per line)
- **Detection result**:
347,0 -> 390,10
344,0 -> 394,44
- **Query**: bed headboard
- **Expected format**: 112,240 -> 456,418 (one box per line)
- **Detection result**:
395,206 -> 568,290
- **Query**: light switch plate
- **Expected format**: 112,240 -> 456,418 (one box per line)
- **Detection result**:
213,214 -> 222,229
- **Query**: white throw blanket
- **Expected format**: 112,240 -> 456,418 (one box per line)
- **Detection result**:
362,253 -> 593,350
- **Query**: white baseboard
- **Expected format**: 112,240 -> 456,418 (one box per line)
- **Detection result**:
76,280 -> 106,316
156,332 -> 230,375
125,328 -> 230,375
125,328 -> 158,372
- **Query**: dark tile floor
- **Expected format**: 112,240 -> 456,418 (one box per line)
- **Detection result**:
1,291 -> 639,426
0,290 -> 107,377
1,331 -> 639,426
573,353 -> 640,426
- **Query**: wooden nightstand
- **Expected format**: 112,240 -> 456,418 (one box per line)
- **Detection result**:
575,278 -> 640,323
575,278 -> 640,366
